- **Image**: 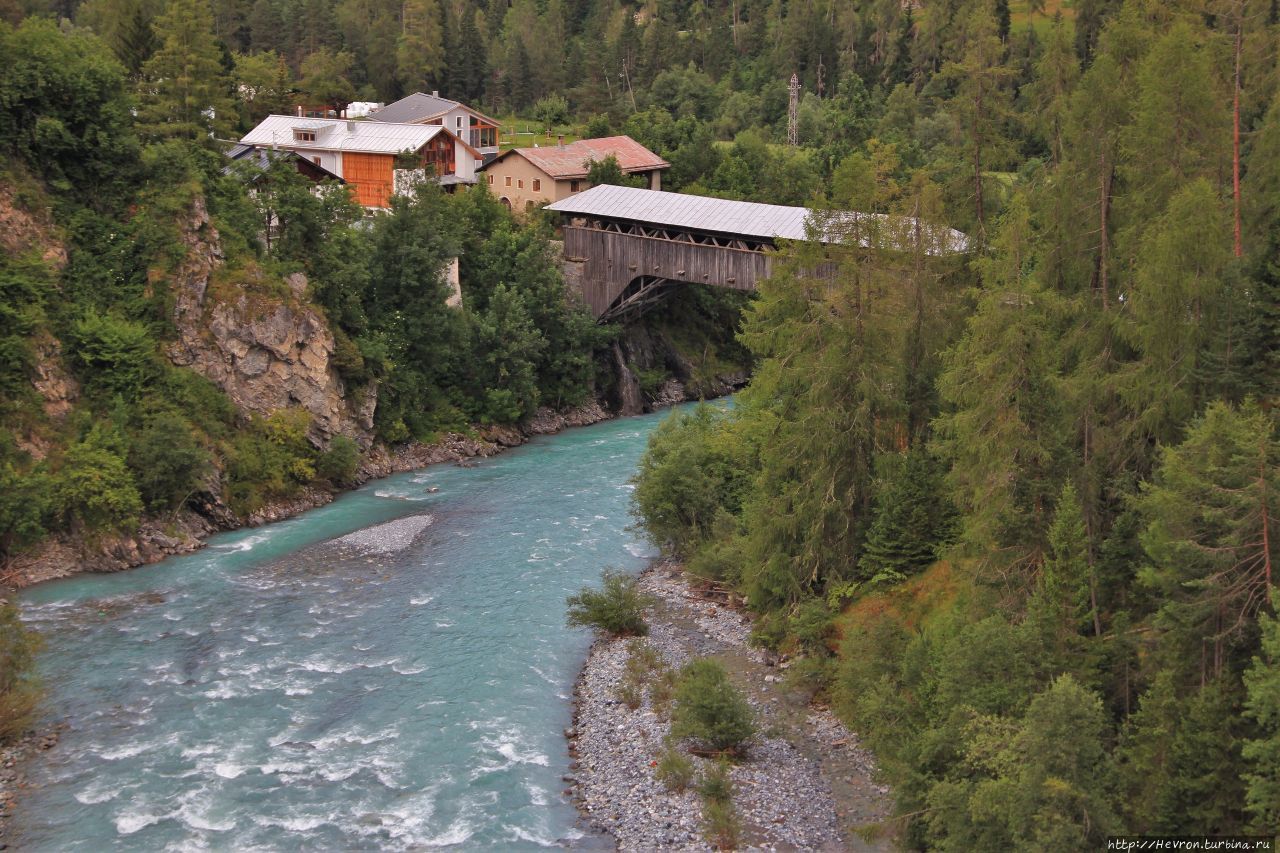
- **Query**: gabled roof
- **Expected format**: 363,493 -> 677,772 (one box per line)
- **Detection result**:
483,136 -> 670,180
547,184 -> 970,253
224,143 -> 345,181
240,115 -> 448,155
368,92 -> 501,127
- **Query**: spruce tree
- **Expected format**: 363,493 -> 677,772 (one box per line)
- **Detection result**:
1243,604 -> 1280,832
860,449 -> 953,585
137,0 -> 236,141
1137,401 -> 1279,681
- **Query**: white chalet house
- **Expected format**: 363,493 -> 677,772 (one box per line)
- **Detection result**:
239,115 -> 483,207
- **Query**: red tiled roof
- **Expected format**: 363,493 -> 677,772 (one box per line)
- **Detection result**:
493,136 -> 670,180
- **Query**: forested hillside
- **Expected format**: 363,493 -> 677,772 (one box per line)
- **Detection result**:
618,0 -> 1280,847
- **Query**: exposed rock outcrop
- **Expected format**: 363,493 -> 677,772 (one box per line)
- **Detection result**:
2,512 -> 215,589
610,323 -> 749,413
165,198 -> 376,447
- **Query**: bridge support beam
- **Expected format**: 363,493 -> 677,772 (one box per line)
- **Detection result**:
561,224 -> 772,320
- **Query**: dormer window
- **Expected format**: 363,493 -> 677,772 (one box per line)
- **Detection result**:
293,129 -> 316,142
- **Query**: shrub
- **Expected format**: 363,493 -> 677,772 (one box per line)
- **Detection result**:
566,570 -> 652,637
672,659 -> 756,755
0,602 -> 42,745
616,680 -> 643,710
128,412 -> 209,511
315,435 -> 360,485
698,759 -> 740,850
656,746 -> 695,792
54,438 -> 143,531
702,798 -> 740,851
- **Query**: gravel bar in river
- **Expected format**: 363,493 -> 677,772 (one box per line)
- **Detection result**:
568,562 -> 894,851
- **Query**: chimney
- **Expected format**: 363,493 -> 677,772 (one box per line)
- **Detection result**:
347,119 -> 356,132
296,105 -> 302,117
432,90 -> 439,98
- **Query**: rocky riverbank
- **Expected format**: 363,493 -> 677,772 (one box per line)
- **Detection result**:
0,401 -> 613,591
568,562 -> 894,851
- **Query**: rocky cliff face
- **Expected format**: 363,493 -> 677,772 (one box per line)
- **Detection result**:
165,198 -> 376,447
609,323 -> 748,413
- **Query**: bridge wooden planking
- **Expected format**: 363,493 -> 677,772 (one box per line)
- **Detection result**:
563,225 -> 772,319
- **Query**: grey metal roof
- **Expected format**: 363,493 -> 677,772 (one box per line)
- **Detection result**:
222,143 -> 344,181
240,115 -> 445,154
368,92 -> 459,123
547,185 -> 969,253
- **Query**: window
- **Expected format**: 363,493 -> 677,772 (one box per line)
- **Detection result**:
570,180 -> 580,193
312,156 -> 321,165
505,176 -> 512,187
456,116 -> 463,130
487,174 -> 493,185
532,179 -> 540,192
517,179 -> 524,189
293,129 -> 316,142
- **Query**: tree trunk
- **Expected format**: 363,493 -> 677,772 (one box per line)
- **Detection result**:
1233,15 -> 1243,258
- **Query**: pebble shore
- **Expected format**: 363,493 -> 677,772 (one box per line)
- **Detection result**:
568,563 -> 892,851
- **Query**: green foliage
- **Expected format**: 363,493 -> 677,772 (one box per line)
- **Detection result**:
315,435 -> 360,486
54,432 -> 143,532
632,405 -> 751,554
584,154 -> 644,189
655,745 -> 695,792
1137,402 -> 1278,680
127,411 -> 209,512
0,253 -> 54,400
0,602 -> 42,745
565,570 -> 651,637
136,0 -> 236,141
68,310 -> 157,400
0,17 -> 139,196
860,448 -> 956,586
1243,601 -> 1280,833
672,658 -> 755,755
697,759 -> 740,850
532,94 -> 569,131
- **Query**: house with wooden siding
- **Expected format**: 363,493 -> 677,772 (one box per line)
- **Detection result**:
367,92 -> 501,159
239,115 -> 483,208
477,136 -> 669,212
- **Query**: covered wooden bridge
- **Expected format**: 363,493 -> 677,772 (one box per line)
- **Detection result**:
547,185 -> 968,321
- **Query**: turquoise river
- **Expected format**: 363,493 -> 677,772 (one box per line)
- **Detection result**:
11,406 -> 696,850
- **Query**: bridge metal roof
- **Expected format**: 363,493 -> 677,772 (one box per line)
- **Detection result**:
547,185 -> 969,253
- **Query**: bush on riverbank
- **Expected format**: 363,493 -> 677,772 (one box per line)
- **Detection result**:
0,602 -> 42,745
698,758 -> 741,850
566,571 -> 652,637
672,658 -> 755,755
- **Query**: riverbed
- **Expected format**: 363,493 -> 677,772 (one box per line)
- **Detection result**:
10,407 -> 698,850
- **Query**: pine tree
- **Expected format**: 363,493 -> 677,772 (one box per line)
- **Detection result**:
137,0 -> 236,140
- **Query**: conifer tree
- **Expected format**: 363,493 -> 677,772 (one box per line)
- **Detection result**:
1138,401 -> 1278,680
137,0 -> 236,141
860,449 -> 953,585
1243,603 -> 1280,832
1028,482 -> 1097,662
397,0 -> 444,93
937,6 -> 1015,241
